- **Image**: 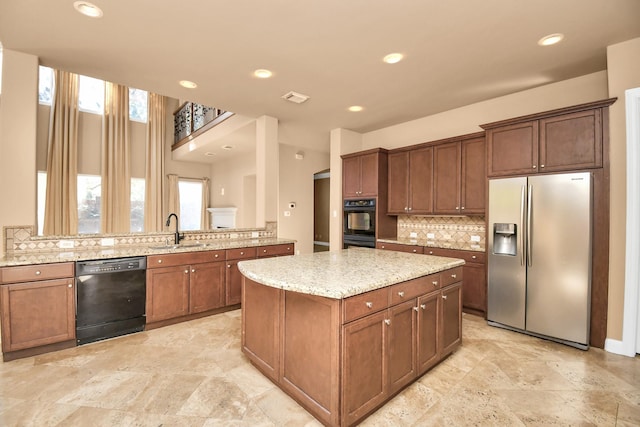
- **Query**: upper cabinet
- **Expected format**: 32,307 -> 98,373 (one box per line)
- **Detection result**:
482,99 -> 616,177
388,147 -> 433,215
342,150 -> 387,198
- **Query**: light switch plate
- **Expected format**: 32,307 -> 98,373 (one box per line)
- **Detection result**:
284,211 -> 291,217
251,231 -> 259,238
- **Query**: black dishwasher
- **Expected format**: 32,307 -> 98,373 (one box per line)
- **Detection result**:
75,257 -> 146,345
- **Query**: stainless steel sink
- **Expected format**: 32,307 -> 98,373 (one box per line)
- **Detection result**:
149,243 -> 206,250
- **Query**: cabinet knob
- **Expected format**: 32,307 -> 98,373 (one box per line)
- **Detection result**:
428,251 -> 433,255
35,270 -> 41,275
214,254 -> 219,258
384,319 -> 391,326
184,270 -> 189,274
68,284 -> 72,288
240,251 -> 244,255
442,295 -> 448,300
191,269 -> 196,273
413,306 -> 419,312
432,281 -> 438,287
472,255 -> 477,259
365,302 -> 373,308
412,249 -> 417,253
404,207 -> 408,212
451,274 -> 457,279
263,249 -> 267,253
408,207 -> 412,211
158,259 -> 163,263
227,264 -> 231,268
533,165 -> 537,169
461,207 -> 465,210
398,291 -> 405,297
541,164 -> 545,168
420,304 -> 426,310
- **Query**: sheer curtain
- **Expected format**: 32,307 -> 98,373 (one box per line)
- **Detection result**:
144,93 -> 165,231
201,177 -> 210,229
101,82 -> 130,233
43,70 -> 79,236
167,174 -> 180,229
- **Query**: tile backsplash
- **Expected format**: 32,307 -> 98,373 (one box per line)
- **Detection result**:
397,216 -> 486,248
4,222 -> 278,254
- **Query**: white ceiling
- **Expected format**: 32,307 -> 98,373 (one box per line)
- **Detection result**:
1,0 -> 640,161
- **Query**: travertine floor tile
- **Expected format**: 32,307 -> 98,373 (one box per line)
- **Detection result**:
1,310 -> 639,427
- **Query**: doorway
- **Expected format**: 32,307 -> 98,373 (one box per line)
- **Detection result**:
314,170 -> 330,252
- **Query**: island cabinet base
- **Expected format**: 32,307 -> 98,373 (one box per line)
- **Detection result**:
242,266 -> 463,427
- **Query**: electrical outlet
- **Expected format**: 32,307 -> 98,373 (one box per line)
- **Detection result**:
470,235 -> 481,242
427,233 -> 435,239
101,238 -> 115,246
409,232 -> 417,238
58,240 -> 74,249
251,231 -> 259,238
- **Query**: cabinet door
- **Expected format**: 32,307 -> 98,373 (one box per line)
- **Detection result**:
487,121 -> 538,176
342,310 -> 387,426
387,151 -> 409,214
433,142 -> 461,214
388,300 -> 417,394
462,263 -> 486,316
409,147 -> 434,214
440,283 -> 462,357
225,260 -> 243,305
189,261 -> 226,314
417,292 -> 439,375
343,156 -> 361,198
539,109 -> 602,172
146,265 -> 190,323
1,278 -> 75,352
460,137 -> 486,214
359,153 -> 379,197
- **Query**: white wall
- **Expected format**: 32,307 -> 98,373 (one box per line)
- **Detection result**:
278,144 -> 330,254
210,152 -> 256,228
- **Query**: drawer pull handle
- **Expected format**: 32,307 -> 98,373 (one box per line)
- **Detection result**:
420,304 -> 426,310
432,281 -> 438,286
365,302 -> 373,308
227,264 -> 231,268
240,251 -> 244,255
428,251 -> 433,255
214,254 -> 219,258
398,291 -> 405,297
442,295 -> 448,300
451,274 -> 457,279
158,259 -> 163,264
35,271 -> 41,275
412,249 -> 417,253
472,255 -> 476,259
184,270 -> 189,274
263,249 -> 267,253
384,319 -> 391,326
191,269 -> 196,273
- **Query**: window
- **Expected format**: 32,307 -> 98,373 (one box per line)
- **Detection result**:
130,178 -> 145,232
38,66 -> 54,105
129,88 -> 148,123
77,174 -> 102,234
179,180 -> 203,231
78,75 -> 104,114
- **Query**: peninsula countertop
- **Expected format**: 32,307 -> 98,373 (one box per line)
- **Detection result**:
238,247 -> 465,299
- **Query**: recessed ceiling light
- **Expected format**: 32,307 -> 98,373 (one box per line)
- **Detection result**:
383,53 -> 404,64
348,105 -> 364,112
537,33 -> 564,46
179,80 -> 198,89
253,69 -> 273,79
222,145 -> 233,150
205,152 -> 216,157
73,1 -> 103,18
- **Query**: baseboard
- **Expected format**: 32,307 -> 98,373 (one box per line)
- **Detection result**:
604,338 -> 636,357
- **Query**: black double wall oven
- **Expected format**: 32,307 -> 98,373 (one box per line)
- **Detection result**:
343,199 -> 376,248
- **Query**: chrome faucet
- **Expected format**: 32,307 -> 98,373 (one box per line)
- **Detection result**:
166,213 -> 184,245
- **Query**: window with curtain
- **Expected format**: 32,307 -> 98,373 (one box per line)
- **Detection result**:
178,179 -> 203,230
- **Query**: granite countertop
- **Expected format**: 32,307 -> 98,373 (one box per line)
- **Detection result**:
238,247 -> 465,299
377,237 -> 485,252
0,238 -> 296,267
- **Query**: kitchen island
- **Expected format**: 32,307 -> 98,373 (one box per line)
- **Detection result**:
238,248 -> 464,427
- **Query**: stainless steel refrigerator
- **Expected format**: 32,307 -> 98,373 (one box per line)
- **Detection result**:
487,172 -> 592,349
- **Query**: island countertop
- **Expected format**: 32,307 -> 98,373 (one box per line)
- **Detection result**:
238,247 -> 465,299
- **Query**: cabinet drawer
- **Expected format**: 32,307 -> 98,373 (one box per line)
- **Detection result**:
424,248 -> 485,264
441,267 -> 463,287
376,242 -> 423,254
390,274 -> 440,305
0,262 -> 74,284
258,244 -> 294,258
226,247 -> 257,261
343,287 -> 389,323
147,250 -> 224,268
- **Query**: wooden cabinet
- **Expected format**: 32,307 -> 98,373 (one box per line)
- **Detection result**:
483,100 -> 614,177
0,262 -> 75,358
257,243 -> 294,258
387,147 -> 433,214
434,135 -> 486,214
425,247 -> 486,317
376,241 -> 423,254
146,250 -> 225,323
225,247 -> 257,305
440,281 -> 462,357
416,291 -> 439,375
343,151 -> 382,198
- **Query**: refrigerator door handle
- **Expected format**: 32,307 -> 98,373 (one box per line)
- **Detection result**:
527,184 -> 533,267
520,185 -> 526,266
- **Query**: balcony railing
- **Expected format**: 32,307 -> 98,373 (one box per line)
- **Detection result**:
173,102 -> 234,147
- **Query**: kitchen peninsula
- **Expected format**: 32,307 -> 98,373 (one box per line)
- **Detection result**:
239,248 -> 464,426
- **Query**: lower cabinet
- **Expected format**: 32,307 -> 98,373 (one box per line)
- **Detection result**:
146,250 -> 225,323
225,247 -> 257,305
242,266 -> 462,427
0,262 -> 76,358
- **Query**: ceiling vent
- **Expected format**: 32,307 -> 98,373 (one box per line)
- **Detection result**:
281,91 -> 310,104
